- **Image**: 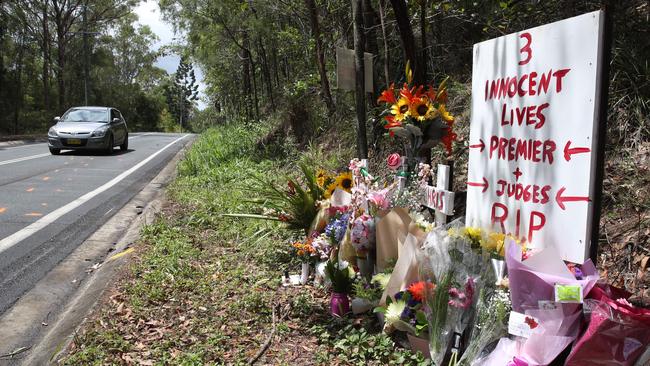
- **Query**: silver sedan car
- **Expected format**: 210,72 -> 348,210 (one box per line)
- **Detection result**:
47,106 -> 129,155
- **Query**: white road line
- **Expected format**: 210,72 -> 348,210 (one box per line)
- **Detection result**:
0,153 -> 51,166
0,134 -> 188,254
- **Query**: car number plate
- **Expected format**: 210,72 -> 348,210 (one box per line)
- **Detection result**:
67,138 -> 81,145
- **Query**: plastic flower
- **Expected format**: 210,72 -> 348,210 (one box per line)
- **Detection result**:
390,97 -> 410,121
407,281 -> 435,302
377,83 -> 396,104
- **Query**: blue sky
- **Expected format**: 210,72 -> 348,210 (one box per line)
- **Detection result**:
134,1 -> 207,110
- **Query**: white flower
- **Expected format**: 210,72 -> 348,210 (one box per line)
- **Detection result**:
385,300 -> 407,323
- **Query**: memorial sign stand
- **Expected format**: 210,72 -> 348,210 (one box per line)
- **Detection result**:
465,10 -> 610,264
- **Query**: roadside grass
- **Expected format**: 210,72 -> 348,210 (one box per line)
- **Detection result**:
62,124 -> 425,365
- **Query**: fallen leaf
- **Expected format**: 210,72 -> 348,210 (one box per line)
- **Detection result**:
641,256 -> 649,270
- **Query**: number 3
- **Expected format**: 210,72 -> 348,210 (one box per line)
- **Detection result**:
519,32 -> 532,65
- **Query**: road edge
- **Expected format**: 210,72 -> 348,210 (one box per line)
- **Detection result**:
1,135 -> 195,365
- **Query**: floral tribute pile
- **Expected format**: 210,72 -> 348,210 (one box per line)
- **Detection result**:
251,71 -> 650,366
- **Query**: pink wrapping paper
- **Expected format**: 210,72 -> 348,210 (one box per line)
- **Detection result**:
505,240 -> 599,313
565,284 -> 650,365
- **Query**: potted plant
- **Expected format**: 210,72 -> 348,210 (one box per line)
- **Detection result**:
375,282 -> 434,359
324,260 -> 353,317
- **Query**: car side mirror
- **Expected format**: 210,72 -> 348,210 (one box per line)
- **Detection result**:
53,116 -> 60,124
112,118 -> 120,124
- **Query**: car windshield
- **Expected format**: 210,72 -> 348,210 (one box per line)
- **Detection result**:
61,109 -> 108,123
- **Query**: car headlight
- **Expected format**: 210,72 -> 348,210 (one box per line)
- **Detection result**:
91,125 -> 109,137
48,127 -> 58,137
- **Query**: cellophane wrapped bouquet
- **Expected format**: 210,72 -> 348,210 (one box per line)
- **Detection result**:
418,220 -> 491,365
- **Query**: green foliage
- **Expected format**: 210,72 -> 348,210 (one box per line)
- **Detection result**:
313,323 -> 428,365
324,260 -> 353,294
164,56 -> 200,131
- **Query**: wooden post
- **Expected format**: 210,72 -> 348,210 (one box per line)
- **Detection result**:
589,2 -> 614,263
352,0 -> 368,159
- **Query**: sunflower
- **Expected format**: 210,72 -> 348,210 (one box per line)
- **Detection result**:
390,97 -> 410,121
316,169 -> 329,187
409,97 -> 436,121
324,181 -> 338,199
439,104 -> 454,124
335,172 -> 354,192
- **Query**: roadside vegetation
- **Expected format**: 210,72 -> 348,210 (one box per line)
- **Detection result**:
62,122 -> 426,365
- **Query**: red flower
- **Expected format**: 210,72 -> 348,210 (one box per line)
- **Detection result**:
377,83 -> 396,104
399,83 -> 424,103
383,115 -> 402,130
408,281 -> 435,302
440,127 -> 457,156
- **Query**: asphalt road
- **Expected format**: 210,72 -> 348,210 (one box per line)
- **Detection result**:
0,132 -> 192,315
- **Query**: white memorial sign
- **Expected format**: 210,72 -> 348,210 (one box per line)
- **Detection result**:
421,164 -> 455,226
465,11 -> 604,263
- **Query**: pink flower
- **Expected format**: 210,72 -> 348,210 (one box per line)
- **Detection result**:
386,153 -> 402,171
368,189 -> 391,210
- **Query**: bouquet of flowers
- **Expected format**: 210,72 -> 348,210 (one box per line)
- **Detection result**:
350,213 -> 376,257
418,222 -> 489,365
291,238 -> 318,263
377,63 -> 457,175
375,281 -> 434,337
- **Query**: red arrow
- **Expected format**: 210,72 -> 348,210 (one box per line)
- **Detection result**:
467,177 -> 489,193
555,187 -> 590,210
563,141 -> 591,161
469,139 -> 485,153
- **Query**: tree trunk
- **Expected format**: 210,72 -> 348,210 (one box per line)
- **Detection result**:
305,0 -> 335,116
362,0 -> 380,99
352,0 -> 368,159
257,38 -> 275,111
42,0 -> 51,110
251,54 -> 259,120
241,36 -> 252,120
55,18 -> 66,110
378,0 -> 390,86
389,0 -> 423,84
13,32 -> 26,134
418,0 -> 428,81
272,45 -> 280,87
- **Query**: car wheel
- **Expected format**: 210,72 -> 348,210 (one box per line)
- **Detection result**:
49,147 -> 61,155
120,133 -> 128,151
105,134 -> 114,155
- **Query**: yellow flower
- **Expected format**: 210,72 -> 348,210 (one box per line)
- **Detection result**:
480,232 -> 506,257
390,97 -> 410,121
463,227 -> 482,243
324,181 -> 337,199
316,169 -> 328,187
335,172 -> 354,192
439,104 -> 454,123
409,97 -> 436,121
